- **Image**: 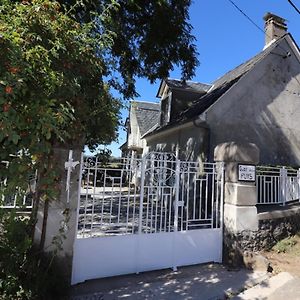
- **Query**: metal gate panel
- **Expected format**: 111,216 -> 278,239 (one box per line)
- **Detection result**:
72,152 -> 224,285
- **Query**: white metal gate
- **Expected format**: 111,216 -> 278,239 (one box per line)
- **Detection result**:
257,165 -> 300,205
72,152 -> 224,285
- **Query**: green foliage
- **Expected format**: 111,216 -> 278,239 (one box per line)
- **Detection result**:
95,148 -> 112,166
0,211 -> 32,299
58,0 -> 199,98
273,235 -> 298,253
0,0 -> 121,202
0,209 -> 68,300
0,0 -> 198,191
0,2 -> 198,295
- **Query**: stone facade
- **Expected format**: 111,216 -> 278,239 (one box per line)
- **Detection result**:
224,210 -> 300,266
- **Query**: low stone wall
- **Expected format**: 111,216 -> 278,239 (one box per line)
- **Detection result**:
224,206 -> 300,266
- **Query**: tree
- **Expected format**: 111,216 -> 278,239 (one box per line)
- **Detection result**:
0,0 -> 198,248
0,1 -> 199,295
57,0 -> 199,98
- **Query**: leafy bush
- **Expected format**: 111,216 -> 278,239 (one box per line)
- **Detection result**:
272,235 -> 298,253
0,210 -> 68,300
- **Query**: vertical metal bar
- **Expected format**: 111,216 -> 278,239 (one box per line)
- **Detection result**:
90,157 -> 98,233
150,189 -> 154,233
138,156 -> 146,234
145,186 -> 150,233
109,178 -> 114,224
117,170 -> 123,224
263,174 -> 266,204
211,170 -> 215,228
132,159 -> 138,232
205,173 -> 209,220
199,178 -> 203,219
267,180 -> 270,204
173,159 -> 180,233
100,170 -> 106,225
164,191 -> 168,232
271,176 -> 274,204
256,175 -> 259,204
180,170 -> 185,231
74,152 -> 84,239
154,185 -> 159,233
83,163 -> 90,236
125,167 -> 131,233
131,167 -> 137,234
198,178 -> 202,220
168,191 -> 172,232
159,187 -> 164,233
275,175 -> 278,203
219,162 -> 225,262
186,163 -> 190,230
259,175 -> 262,204
215,166 -> 219,228
277,174 -> 280,204
172,158 -> 180,272
280,167 -> 287,206
193,177 -> 196,220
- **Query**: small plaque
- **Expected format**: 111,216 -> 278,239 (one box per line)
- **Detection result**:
238,164 -> 256,182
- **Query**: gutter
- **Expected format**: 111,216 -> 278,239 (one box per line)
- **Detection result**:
144,115 -> 208,142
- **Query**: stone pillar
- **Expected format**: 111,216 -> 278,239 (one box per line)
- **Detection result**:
214,142 -> 259,266
34,147 -> 82,282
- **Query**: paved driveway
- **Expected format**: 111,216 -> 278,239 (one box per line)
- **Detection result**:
70,264 -> 268,300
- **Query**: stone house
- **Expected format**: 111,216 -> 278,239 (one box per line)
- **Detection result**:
120,100 -> 160,158
142,13 -> 300,167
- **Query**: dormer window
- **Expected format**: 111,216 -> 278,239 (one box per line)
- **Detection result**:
157,79 -> 212,127
160,93 -> 171,126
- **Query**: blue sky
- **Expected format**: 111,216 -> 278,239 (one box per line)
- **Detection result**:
100,0 -> 300,157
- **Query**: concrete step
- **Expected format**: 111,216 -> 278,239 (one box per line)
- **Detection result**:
233,272 -> 295,300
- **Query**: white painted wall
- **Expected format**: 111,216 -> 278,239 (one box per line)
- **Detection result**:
207,36 -> 300,165
127,105 -> 144,152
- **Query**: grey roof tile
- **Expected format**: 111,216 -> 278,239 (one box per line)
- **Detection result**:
165,79 -> 212,93
176,34 -> 287,122
132,101 -> 160,136
146,34 -> 289,137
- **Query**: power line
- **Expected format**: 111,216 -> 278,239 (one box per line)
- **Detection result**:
287,0 -> 300,15
226,0 -> 290,54
226,0 -> 300,91
226,0 -> 287,51
226,0 -> 265,35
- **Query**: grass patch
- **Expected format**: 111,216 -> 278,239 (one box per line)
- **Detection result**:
272,233 -> 300,254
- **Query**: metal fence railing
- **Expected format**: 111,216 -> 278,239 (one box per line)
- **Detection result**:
256,165 -> 300,205
77,153 -> 224,238
0,161 -> 35,209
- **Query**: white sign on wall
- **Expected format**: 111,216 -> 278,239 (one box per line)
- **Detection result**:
238,164 -> 256,182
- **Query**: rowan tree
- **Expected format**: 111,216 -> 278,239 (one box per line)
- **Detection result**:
0,0 -> 198,198
0,1 -> 199,296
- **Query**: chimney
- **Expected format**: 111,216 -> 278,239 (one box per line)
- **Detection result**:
263,12 -> 287,47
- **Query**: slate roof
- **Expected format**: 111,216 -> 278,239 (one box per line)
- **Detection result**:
178,35 -> 287,122
132,101 -> 160,136
156,78 -> 211,98
146,34 -> 288,137
165,79 -> 211,93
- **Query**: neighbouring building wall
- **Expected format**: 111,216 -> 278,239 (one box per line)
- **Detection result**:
146,123 -> 209,161
207,39 -> 300,166
127,106 -> 143,152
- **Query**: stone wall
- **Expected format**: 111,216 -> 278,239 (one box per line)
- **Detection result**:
224,209 -> 300,266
